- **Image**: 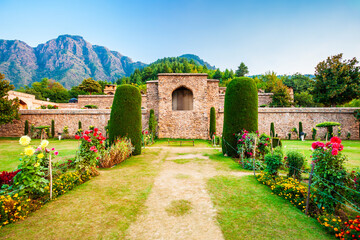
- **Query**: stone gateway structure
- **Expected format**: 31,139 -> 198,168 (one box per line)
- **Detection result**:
1,73 -> 359,140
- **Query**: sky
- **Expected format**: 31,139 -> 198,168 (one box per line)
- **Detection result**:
0,0 -> 359,75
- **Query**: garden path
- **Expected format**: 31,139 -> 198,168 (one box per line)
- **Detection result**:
126,147 -> 250,240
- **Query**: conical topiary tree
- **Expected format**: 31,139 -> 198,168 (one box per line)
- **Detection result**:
209,107 -> 216,139
109,84 -> 142,155
222,77 -> 258,157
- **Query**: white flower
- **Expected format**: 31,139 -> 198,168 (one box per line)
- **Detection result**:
19,136 -> 31,146
40,140 -> 49,149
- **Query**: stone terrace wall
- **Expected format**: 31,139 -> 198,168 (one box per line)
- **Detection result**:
78,95 -> 147,109
0,109 -> 148,138
0,108 -> 358,140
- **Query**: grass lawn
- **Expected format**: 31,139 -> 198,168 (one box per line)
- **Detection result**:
151,138 -> 214,148
282,140 -> 360,170
0,147 -> 162,239
0,137 -> 79,171
207,175 -> 334,240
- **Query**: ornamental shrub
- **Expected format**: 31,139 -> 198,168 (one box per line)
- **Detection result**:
272,137 -> 282,148
109,84 -> 142,155
264,152 -> 283,177
270,122 -> 275,138
51,120 -> 55,138
78,121 -> 82,130
209,107 -> 216,139
149,109 -> 157,141
299,122 -> 303,140
99,137 -> 134,168
312,128 -> 317,140
311,137 -> 347,213
222,77 -> 258,157
286,151 -> 305,180
316,122 -> 341,139
24,120 -> 29,135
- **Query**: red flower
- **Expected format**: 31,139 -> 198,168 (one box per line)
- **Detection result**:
332,148 -> 339,156
84,130 -> 90,134
94,128 -> 98,132
83,135 -> 89,141
330,136 -> 341,144
75,135 -> 80,140
87,139 -> 92,143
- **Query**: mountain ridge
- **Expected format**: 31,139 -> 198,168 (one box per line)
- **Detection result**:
0,35 -> 215,89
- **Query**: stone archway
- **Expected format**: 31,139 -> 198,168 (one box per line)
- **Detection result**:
172,86 -> 193,111
19,99 -> 28,109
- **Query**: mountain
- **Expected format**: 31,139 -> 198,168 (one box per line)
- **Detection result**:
0,35 -> 147,89
179,54 -> 216,70
0,35 -> 216,89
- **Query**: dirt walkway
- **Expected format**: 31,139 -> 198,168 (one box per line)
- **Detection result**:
127,147 -> 250,240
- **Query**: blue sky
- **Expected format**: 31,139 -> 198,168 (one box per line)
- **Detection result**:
0,0 -> 359,75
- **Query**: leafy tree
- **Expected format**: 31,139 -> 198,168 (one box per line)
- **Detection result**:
98,80 -> 112,93
282,73 -> 314,93
235,62 -> 249,77
18,78 -> 69,102
269,81 -> 292,107
313,53 -> 360,106
294,91 -> 315,107
213,69 -> 222,80
78,78 -> 102,94
0,73 -> 20,125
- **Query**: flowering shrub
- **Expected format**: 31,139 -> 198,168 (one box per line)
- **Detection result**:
99,137 -> 134,168
236,130 -> 257,159
0,170 -> 21,187
311,137 -> 348,213
264,152 -> 283,177
338,216 -> 360,240
76,127 -> 106,173
285,151 -> 306,180
256,172 -> 318,214
142,129 -> 153,146
0,194 -> 42,227
257,133 -> 271,159
240,158 -> 265,170
317,214 -> 343,236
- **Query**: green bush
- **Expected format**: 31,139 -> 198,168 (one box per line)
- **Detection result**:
286,151 -> 305,180
288,133 -> 291,140
312,128 -> 317,140
264,152 -> 283,176
78,121 -> 82,130
84,104 -> 98,109
316,122 -> 340,139
109,84 -> 142,155
299,122 -> 303,140
24,120 -> 29,135
51,120 -> 55,138
149,109 -> 157,140
270,122 -> 275,138
272,137 -> 282,148
209,107 -> 216,139
222,77 -> 258,157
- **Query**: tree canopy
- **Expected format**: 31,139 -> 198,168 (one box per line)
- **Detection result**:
235,62 -> 249,77
0,73 -> 20,125
313,53 -> 360,106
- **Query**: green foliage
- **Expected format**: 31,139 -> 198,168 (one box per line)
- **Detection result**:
299,122 -> 303,140
269,80 -> 293,107
312,128 -> 317,140
316,122 -> 341,139
148,109 -> 157,141
286,151 -> 305,180
109,84 -> 142,155
209,107 -> 216,139
270,122 -> 275,138
51,120 -> 55,138
272,137 -> 282,148
78,78 -> 102,94
264,152 -> 283,176
294,91 -> 316,107
282,73 -> 314,93
24,120 -> 29,135
343,98 -> 360,107
0,73 -> 20,125
18,78 -> 69,103
84,104 -> 98,109
222,77 -> 258,157
312,139 -> 348,213
78,121 -> 82,130
313,53 -> 360,106
235,62 -> 249,77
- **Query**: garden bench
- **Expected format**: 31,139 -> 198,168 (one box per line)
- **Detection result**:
168,139 -> 195,146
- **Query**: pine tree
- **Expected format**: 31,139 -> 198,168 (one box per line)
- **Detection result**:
235,62 -> 249,77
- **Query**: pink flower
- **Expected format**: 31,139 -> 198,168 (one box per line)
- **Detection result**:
54,151 -> 59,156
51,148 -> 55,151
36,147 -> 42,152
100,140 -> 103,144
330,136 -> 341,144
312,141 -> 325,150
331,148 -> 338,156
264,143 -> 268,146
87,139 -> 92,143
94,149 -> 98,153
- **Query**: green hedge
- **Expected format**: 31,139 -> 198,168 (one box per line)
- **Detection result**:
222,77 -> 258,157
209,107 -> 216,139
109,84 -> 142,155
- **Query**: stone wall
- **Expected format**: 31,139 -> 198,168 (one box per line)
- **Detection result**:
77,95 -> 147,109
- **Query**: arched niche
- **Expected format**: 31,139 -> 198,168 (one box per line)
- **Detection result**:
172,86 -> 193,111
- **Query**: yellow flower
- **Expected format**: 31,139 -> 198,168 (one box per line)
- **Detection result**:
40,140 -> 49,149
37,153 -> 44,159
334,228 -> 338,231
24,146 -> 35,156
19,136 -> 31,146
34,162 -> 40,167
